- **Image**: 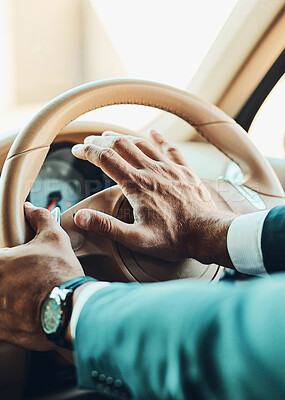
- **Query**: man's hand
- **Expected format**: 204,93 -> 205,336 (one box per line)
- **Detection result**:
72,130 -> 235,266
0,203 -> 84,350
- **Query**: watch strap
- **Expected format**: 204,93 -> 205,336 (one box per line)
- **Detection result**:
59,276 -> 97,291
48,276 -> 96,350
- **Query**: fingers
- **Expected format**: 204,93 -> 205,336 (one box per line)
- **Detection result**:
0,203 -> 65,256
83,133 -> 155,168
72,130 -> 195,188
24,202 -> 59,234
102,131 -> 164,162
24,202 -> 72,249
72,143 -> 136,186
74,209 -> 139,247
85,131 -> 164,164
150,130 -> 190,167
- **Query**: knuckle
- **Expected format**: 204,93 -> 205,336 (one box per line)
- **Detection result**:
34,208 -> 50,219
181,165 -> 191,174
120,176 -> 138,192
149,161 -> 162,174
43,228 -> 68,244
166,146 -> 178,153
134,138 -> 147,147
43,229 -> 61,243
182,165 -> 195,178
84,144 -> 95,159
98,217 -> 112,236
137,174 -> 154,190
98,148 -> 114,163
112,136 -> 128,149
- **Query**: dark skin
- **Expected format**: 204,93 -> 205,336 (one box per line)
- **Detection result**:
0,131 -> 235,350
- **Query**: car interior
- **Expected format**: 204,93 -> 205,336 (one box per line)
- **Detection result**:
0,1 -> 284,399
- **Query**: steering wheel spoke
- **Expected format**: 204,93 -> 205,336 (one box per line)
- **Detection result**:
61,185 -> 122,256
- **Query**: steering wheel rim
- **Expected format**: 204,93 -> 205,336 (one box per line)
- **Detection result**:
0,79 -> 284,281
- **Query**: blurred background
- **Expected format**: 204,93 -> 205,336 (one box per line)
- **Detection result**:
0,0 -> 239,131
0,0 -> 284,155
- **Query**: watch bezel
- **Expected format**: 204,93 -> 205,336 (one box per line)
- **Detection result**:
41,287 -> 71,336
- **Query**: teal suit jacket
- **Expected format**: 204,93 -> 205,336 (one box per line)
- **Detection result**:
74,206 -> 285,399
262,205 -> 285,273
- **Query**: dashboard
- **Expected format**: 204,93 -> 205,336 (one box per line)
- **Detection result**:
28,142 -> 115,212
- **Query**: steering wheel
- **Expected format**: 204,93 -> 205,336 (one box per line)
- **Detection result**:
0,79 -> 284,282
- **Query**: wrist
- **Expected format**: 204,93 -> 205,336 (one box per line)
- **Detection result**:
188,212 -> 237,268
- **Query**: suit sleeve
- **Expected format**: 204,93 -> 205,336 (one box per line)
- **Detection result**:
74,277 -> 285,400
262,205 -> 285,274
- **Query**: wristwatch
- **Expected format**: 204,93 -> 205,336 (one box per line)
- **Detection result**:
41,276 -> 96,349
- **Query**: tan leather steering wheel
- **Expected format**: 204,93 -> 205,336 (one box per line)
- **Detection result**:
0,79 -> 284,282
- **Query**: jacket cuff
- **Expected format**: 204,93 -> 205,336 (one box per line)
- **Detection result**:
70,282 -> 110,339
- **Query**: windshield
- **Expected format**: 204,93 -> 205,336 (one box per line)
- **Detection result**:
0,0 -> 238,135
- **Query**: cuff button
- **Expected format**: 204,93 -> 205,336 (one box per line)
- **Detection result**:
99,373 -> 106,382
114,379 -> 122,388
91,370 -> 99,379
106,376 -> 113,385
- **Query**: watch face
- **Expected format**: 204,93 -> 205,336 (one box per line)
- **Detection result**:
41,297 -> 62,334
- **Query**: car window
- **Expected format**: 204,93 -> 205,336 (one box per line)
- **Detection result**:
0,0 -> 238,135
249,75 -> 285,158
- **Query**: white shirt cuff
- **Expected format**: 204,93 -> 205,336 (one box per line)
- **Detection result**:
227,210 -> 269,276
70,281 -> 110,339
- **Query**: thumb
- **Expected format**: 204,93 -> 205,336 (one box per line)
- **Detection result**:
74,209 -> 135,245
24,202 -> 58,234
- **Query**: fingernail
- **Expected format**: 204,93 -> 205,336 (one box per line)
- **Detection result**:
150,129 -> 164,142
102,131 -> 115,136
24,201 -> 36,208
150,129 -> 160,137
71,144 -> 84,155
72,144 -> 83,151
84,136 -> 95,144
74,210 -> 90,229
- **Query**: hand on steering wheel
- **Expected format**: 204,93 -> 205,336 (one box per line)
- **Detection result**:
1,79 -> 283,282
72,130 -> 235,266
0,202 -> 84,350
